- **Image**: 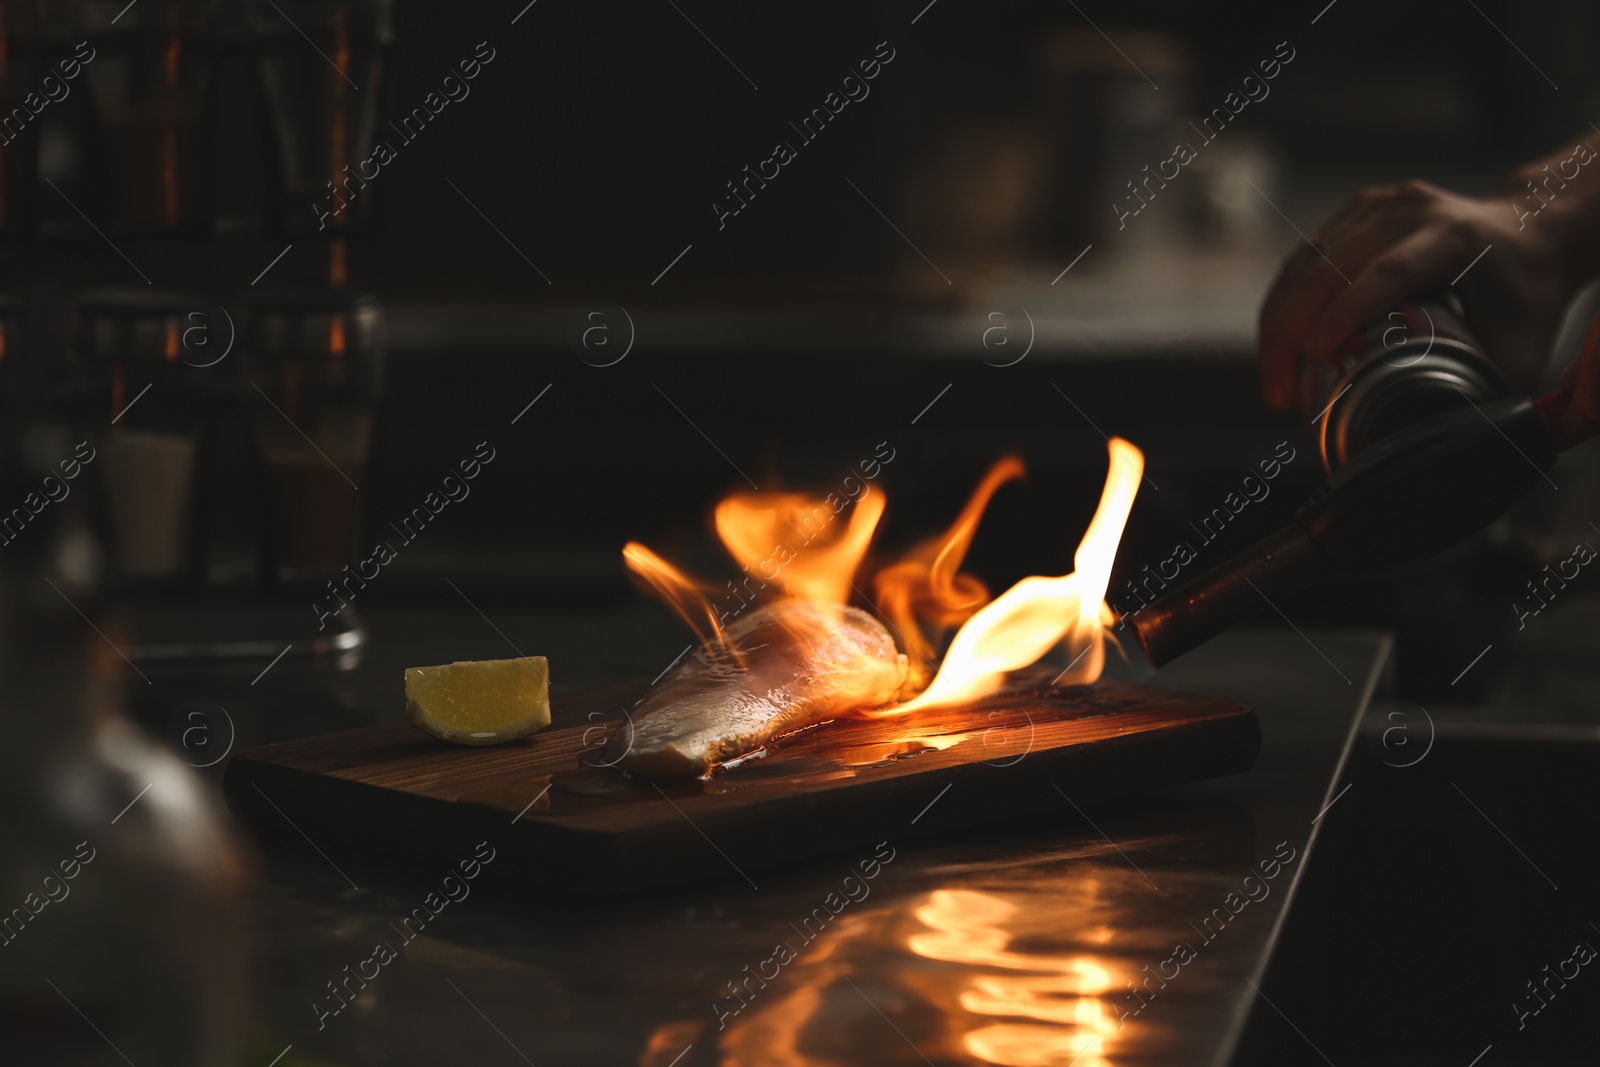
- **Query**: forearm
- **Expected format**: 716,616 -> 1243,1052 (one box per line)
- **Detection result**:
1498,134 -> 1600,290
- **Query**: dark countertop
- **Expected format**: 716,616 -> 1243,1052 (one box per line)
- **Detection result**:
223,619 -> 1390,1067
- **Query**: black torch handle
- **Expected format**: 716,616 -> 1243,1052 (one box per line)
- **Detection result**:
1124,523 -> 1328,669
1130,395 -> 1561,668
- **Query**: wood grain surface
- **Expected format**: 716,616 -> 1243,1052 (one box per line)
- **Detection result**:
224,670 -> 1259,894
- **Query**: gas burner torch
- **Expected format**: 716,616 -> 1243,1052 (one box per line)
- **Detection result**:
1129,293 -> 1599,667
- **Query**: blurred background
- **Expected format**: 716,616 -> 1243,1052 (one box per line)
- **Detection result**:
3,0 -> 1596,705
5,1 -> 1600,1063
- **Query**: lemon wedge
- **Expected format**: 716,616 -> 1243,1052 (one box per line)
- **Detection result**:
406,657 -> 550,745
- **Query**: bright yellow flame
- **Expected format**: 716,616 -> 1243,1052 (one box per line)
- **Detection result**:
876,457 -> 1025,691
910,889 -> 1120,1067
878,438 -> 1142,714
714,489 -> 886,605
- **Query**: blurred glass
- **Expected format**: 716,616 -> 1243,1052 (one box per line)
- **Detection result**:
247,0 -> 392,241
73,0 -> 219,235
248,289 -> 381,578
0,1 -> 43,240
73,288 -> 206,583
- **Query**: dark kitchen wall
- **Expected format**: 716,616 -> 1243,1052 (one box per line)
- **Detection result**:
320,0 -> 1598,298
25,0 -> 1598,298
25,0 -> 1600,294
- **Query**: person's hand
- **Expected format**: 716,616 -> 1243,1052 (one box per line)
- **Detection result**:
1257,176 -> 1578,411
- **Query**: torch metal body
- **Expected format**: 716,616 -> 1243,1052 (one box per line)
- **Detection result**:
1130,395 -> 1559,667
1306,291 -> 1508,473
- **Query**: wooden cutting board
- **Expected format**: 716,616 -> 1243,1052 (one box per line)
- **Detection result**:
224,671 -> 1258,895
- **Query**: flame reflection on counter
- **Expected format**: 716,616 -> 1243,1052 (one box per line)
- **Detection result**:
717,884 -> 1126,1067
911,890 -> 1120,1067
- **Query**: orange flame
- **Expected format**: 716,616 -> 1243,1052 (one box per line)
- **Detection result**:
714,488 -> 885,605
624,488 -> 886,666
622,542 -> 728,655
874,438 -> 1143,715
875,456 -> 1024,690
624,440 -> 1141,706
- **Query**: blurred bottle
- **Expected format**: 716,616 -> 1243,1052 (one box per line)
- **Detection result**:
0,422 -> 247,1066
